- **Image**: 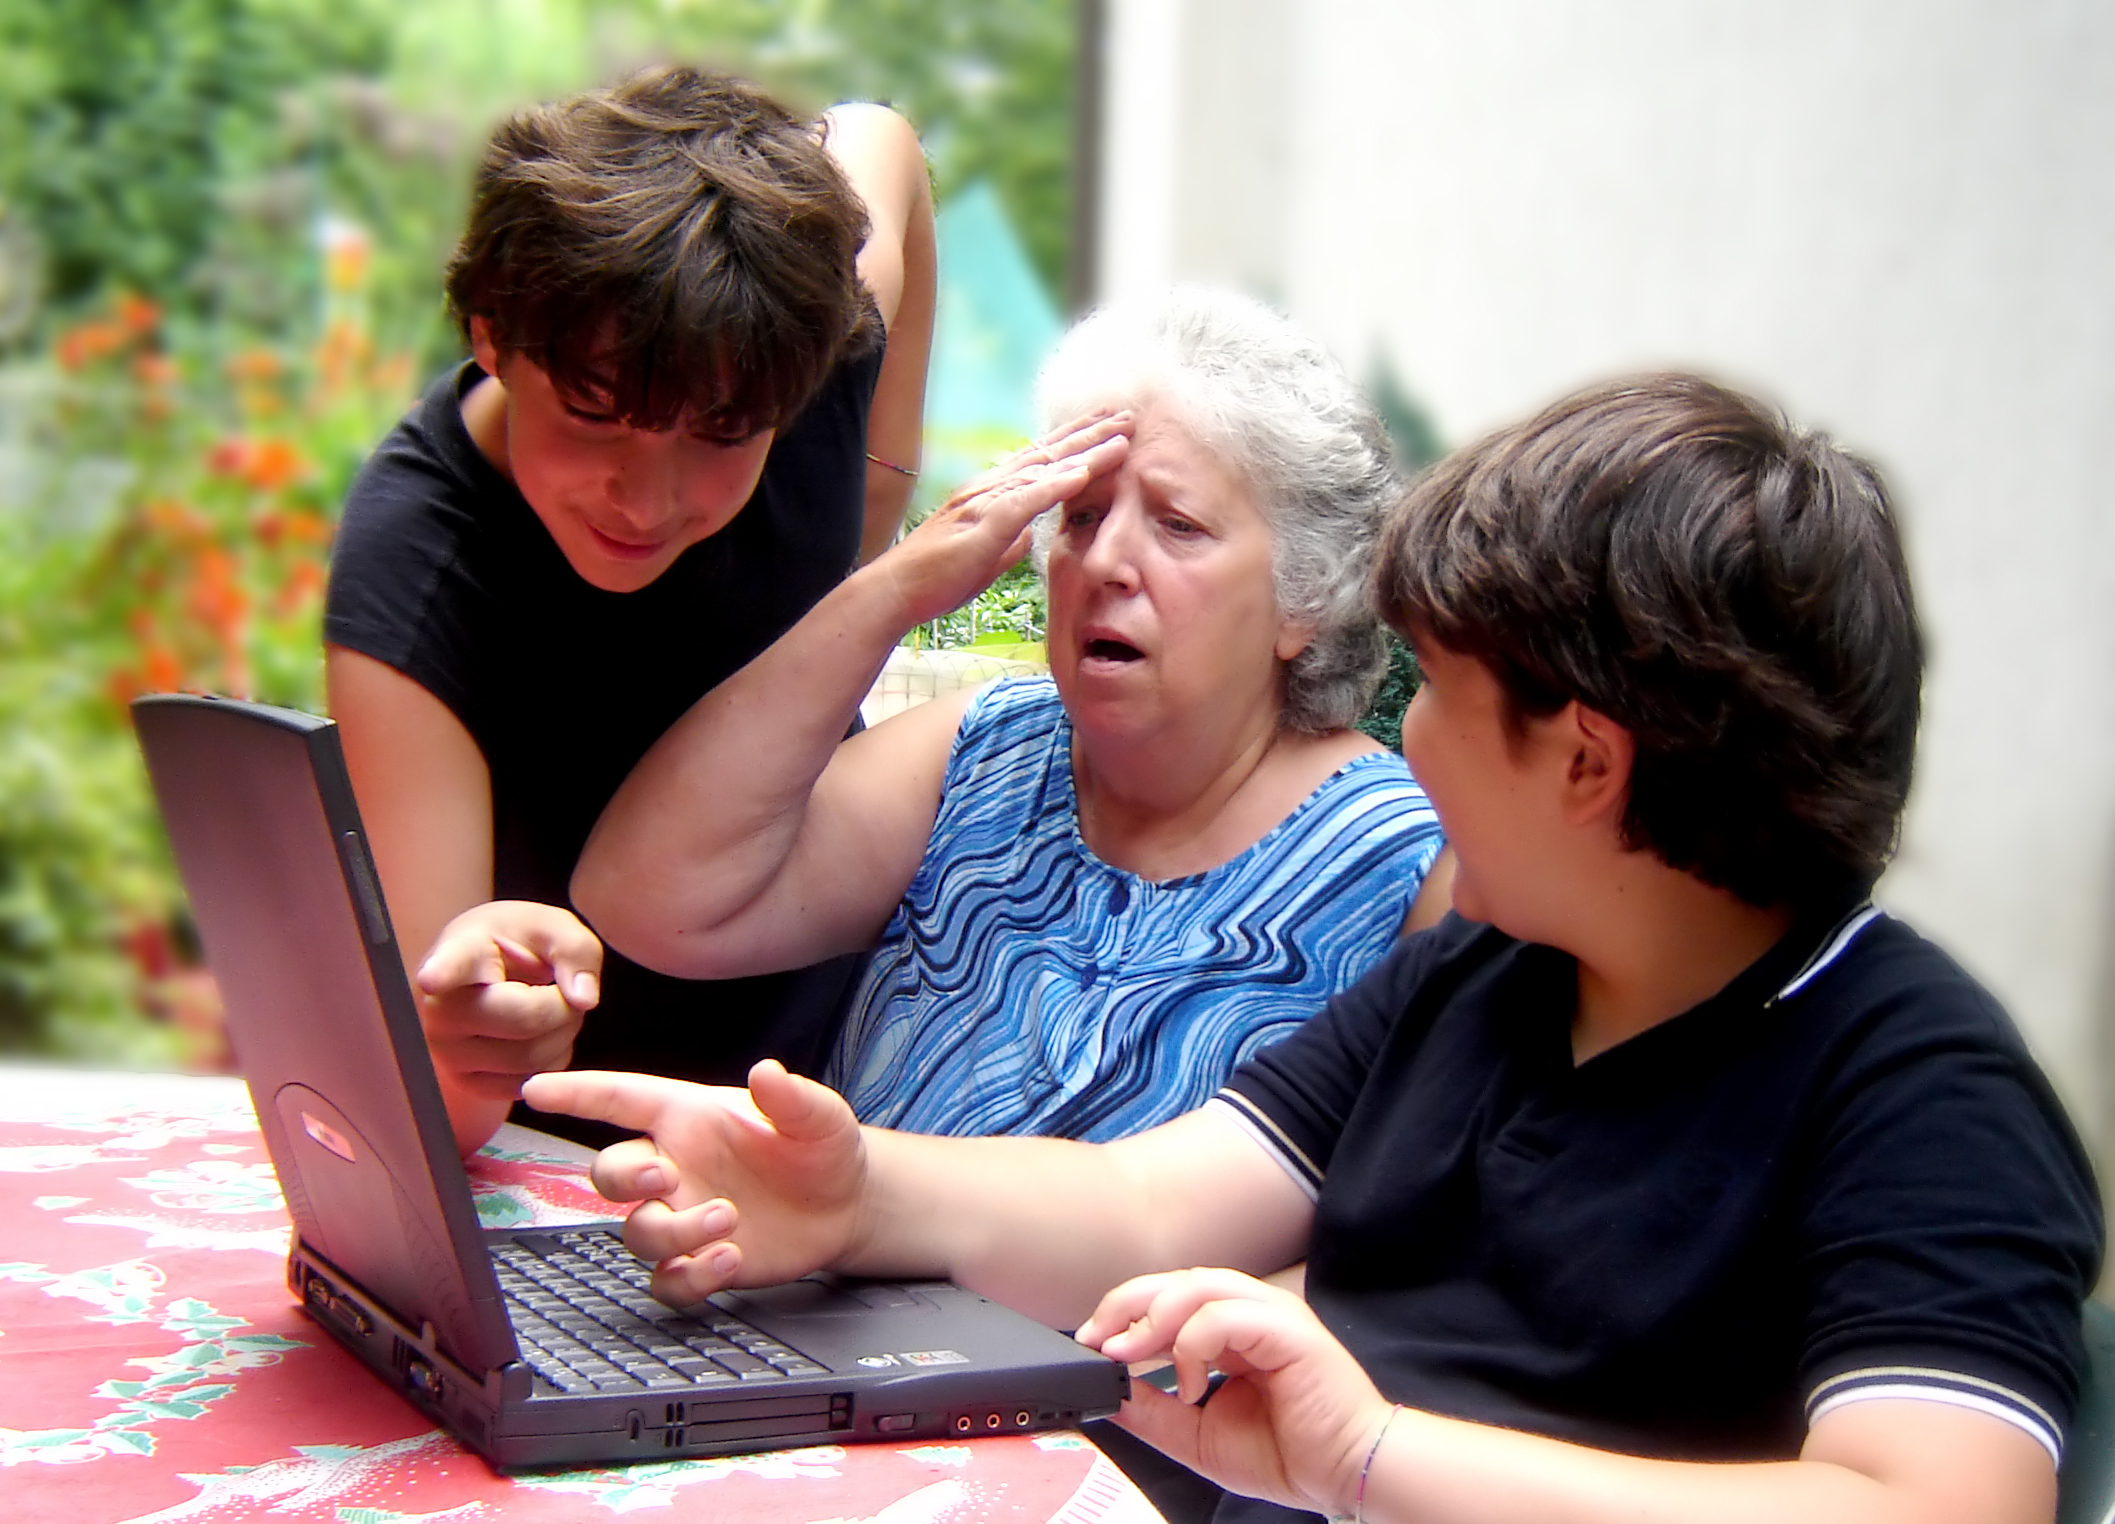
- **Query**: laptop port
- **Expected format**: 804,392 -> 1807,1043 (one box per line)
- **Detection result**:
405,1358 -> 442,1402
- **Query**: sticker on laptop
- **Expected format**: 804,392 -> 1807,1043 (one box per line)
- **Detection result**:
897,1349 -> 970,1367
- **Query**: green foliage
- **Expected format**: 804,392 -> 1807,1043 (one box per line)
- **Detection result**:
737,0 -> 1077,297
1353,359 -> 1447,748
1356,635 -> 1423,754
0,509 -> 183,1065
1372,360 -> 1446,474
911,559 -> 1049,651
0,0 -> 393,326
0,280 -> 413,1063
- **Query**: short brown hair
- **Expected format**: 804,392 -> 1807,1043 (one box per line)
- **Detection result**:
1376,373 -> 1923,910
445,65 -> 879,434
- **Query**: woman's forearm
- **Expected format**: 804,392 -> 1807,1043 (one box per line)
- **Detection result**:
572,563 -> 915,964
573,415 -> 1127,977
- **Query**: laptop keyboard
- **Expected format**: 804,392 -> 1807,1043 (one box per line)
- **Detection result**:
494,1228 -> 830,1396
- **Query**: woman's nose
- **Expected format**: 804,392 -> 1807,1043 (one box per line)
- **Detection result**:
1078,506 -> 1144,587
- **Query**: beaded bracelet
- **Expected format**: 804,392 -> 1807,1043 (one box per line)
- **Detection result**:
1330,1404 -> 1404,1524
865,450 -> 919,480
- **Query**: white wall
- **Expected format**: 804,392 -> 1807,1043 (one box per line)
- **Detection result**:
1099,0 -> 2115,1190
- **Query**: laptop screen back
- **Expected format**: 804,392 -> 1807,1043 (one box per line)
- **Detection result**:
133,694 -> 516,1374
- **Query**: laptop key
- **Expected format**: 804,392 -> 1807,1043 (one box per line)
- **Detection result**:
715,1352 -> 784,1380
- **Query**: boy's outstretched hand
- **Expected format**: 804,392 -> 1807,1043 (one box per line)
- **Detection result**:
520,1062 -> 869,1307
1077,1269 -> 1397,1520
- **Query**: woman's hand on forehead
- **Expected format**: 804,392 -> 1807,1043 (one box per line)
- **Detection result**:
873,411 -> 1132,627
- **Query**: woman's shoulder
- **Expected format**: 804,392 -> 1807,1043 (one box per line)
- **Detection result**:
1210,740 -> 1440,893
932,674 -> 1068,803
961,671 -> 1063,727
1287,737 -> 1435,822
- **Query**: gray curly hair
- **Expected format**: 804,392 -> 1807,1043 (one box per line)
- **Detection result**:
1033,286 -> 1400,734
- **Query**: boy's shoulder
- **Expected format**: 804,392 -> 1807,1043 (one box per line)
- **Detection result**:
1772,907 -> 2036,1069
338,362 -> 508,535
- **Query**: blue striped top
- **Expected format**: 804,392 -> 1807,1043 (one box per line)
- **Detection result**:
827,676 -> 1445,1141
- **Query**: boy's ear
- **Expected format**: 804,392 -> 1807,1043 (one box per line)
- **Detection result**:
1558,702 -> 1634,828
468,315 -> 504,378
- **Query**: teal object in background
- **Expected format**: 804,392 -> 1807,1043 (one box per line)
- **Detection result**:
918,181 -> 1063,511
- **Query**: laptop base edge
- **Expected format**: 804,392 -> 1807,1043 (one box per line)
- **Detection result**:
289,1240 -> 1124,1471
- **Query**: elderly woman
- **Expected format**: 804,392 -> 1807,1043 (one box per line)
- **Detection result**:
436,288 -> 1447,1144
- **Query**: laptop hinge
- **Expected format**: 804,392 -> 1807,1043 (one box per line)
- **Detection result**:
293,1242 -> 524,1408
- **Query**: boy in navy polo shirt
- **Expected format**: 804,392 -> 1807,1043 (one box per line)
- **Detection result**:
525,373 -> 2103,1524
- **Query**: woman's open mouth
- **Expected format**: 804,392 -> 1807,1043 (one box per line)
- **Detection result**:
1077,634 -> 1149,681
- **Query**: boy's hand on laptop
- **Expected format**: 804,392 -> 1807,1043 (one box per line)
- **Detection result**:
1077,1268 -> 1396,1521
416,901 -> 602,1102
520,1061 -> 867,1307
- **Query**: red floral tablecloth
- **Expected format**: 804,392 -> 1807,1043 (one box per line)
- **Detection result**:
0,1066 -> 1161,1524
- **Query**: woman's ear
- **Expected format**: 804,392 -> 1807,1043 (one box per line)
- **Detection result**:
1273,618 -> 1316,664
1558,702 -> 1634,828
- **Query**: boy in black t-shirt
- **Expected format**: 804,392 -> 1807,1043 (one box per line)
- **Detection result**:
523,374 -> 2103,1524
323,67 -> 938,1155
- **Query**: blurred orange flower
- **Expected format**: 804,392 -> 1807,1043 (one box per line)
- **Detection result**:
206,437 -> 308,492
225,348 -> 284,383
252,506 -> 333,548
56,320 -> 126,371
188,546 -> 247,632
244,438 -> 306,491
116,293 -> 162,337
275,559 -> 327,617
321,217 -> 373,294
144,643 -> 184,694
144,498 -> 213,538
315,316 -> 376,397
370,353 -> 415,396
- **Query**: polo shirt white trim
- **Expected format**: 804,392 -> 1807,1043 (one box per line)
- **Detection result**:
1806,1366 -> 2061,1465
1770,905 -> 1884,1004
1208,1093 -> 1321,1202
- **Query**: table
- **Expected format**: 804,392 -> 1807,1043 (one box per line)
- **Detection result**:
0,1066 -> 1163,1523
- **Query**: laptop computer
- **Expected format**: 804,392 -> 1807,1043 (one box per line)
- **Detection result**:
131,692 -> 1126,1470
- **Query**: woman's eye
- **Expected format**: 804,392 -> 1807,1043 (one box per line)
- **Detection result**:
1161,514 -> 1202,536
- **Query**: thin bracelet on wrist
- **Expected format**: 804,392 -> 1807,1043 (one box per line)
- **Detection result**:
865,450 -> 919,479
1330,1403 -> 1404,1524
